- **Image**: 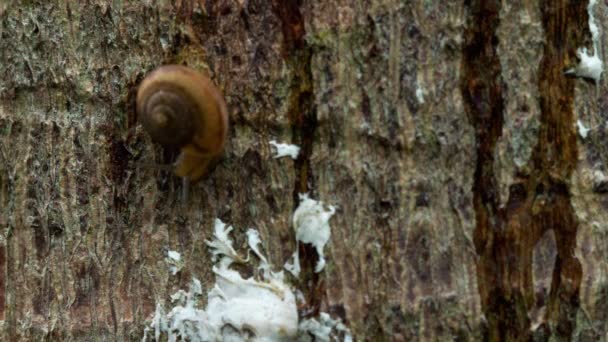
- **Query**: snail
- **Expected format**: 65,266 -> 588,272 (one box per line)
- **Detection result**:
137,65 -> 229,182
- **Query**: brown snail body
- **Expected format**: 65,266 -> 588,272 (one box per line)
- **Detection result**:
137,65 -> 229,181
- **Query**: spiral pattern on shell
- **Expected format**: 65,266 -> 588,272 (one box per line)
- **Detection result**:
138,82 -> 199,147
136,65 -> 229,181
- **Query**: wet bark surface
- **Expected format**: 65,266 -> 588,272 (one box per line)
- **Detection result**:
463,1 -> 587,340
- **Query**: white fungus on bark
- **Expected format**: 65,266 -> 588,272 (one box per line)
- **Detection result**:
246,228 -> 268,265
145,214 -> 349,341
298,312 -> 353,342
167,250 -> 181,261
284,250 -> 301,277
285,194 -> 336,275
269,140 -> 300,159
204,219 -> 247,263
165,250 -> 183,275
577,120 -> 591,139
144,220 -> 298,341
415,83 -> 425,104
570,47 -> 603,82
566,0 -> 603,82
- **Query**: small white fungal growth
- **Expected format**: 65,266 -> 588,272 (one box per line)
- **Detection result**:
143,279 -> 215,342
165,250 -> 183,275
167,250 -> 181,261
144,220 -> 298,342
299,312 -> 353,342
246,228 -> 268,265
204,219 -> 247,263
567,0 -> 603,82
593,169 -> 607,183
270,140 -> 300,159
284,250 -> 301,277
577,120 -> 591,139
588,0 -> 600,37
285,194 -> 336,275
571,48 -> 603,82
415,84 -> 425,104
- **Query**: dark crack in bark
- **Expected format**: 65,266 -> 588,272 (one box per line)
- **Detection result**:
531,1 -> 586,338
461,0 -> 508,337
462,0 -> 586,340
272,0 -> 323,317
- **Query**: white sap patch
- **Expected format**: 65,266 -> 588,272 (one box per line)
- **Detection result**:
567,0 -> 603,82
144,220 -> 298,341
270,140 -> 300,159
285,194 -> 336,275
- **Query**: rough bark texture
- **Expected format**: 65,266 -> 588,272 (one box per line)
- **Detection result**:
0,0 -> 607,341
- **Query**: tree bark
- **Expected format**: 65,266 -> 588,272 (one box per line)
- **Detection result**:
0,0 -> 606,340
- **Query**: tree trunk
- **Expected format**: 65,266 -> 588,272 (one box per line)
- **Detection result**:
0,0 -> 606,340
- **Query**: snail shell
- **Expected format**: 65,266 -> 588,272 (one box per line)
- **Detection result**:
137,65 -> 229,181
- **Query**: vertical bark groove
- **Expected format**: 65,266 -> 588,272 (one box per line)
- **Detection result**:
531,1 -> 586,338
273,0 -> 323,317
462,0 -> 587,340
461,0 -> 507,337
